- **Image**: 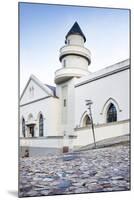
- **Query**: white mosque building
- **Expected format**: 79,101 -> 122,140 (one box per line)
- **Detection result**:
20,22 -> 130,156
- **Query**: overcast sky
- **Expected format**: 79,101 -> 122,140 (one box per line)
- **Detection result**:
20,3 -> 129,93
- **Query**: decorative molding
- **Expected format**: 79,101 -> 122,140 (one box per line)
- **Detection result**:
20,74 -> 58,101
74,119 -> 130,131
75,64 -> 130,88
79,110 -> 91,128
59,53 -> 90,65
100,97 -> 122,115
45,136 -> 64,139
68,135 -> 77,138
20,135 -> 64,139
20,96 -> 51,107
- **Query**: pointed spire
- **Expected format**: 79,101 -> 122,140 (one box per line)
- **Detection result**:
65,21 -> 86,42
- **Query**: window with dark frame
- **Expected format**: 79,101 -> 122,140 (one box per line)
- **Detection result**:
63,59 -> 66,67
107,103 -> 117,123
68,39 -> 70,44
22,118 -> 25,137
85,115 -> 91,126
63,99 -> 66,107
39,114 -> 44,137
83,115 -> 91,127
30,126 -> 34,137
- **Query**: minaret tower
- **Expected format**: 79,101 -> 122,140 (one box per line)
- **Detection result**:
55,22 -> 91,84
54,22 -> 91,150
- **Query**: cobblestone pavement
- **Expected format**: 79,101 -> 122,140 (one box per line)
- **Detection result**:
19,144 -> 130,197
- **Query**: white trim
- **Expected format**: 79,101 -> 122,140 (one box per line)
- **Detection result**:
20,74 -> 53,100
75,119 -> 130,131
100,97 -> 122,115
79,110 -> 88,127
101,98 -> 120,123
75,59 -> 130,87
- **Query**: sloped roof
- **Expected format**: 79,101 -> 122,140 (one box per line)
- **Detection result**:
45,84 -> 56,96
20,74 -> 54,100
65,21 -> 86,42
75,59 -> 130,87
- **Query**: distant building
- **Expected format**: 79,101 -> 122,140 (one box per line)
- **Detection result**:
20,22 -> 130,156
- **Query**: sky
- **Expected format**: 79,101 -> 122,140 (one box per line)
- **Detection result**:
19,3 -> 130,93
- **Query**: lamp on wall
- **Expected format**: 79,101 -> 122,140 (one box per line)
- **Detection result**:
85,99 -> 96,148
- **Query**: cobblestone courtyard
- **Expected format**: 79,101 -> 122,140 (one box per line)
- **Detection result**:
19,143 -> 130,197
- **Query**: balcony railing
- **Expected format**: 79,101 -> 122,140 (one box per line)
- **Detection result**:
59,45 -> 91,64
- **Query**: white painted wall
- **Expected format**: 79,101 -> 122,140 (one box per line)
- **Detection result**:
20,120 -> 129,149
55,29 -> 90,85
62,55 -> 89,69
20,60 -> 130,150
67,34 -> 84,46
61,85 -> 68,124
74,68 -> 130,128
20,137 -> 63,148
20,25 -> 130,153
20,79 -> 50,105
20,97 -> 60,138
55,67 -> 90,84
73,120 -> 129,148
56,78 -> 76,137
60,45 -> 91,67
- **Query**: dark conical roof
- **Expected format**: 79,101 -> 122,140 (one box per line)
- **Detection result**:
65,22 -> 86,42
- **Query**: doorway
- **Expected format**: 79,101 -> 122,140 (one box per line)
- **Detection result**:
29,125 -> 34,137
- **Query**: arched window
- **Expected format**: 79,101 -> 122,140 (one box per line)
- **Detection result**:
83,114 -> 91,127
39,114 -> 43,137
107,103 -> 117,123
22,118 -> 25,137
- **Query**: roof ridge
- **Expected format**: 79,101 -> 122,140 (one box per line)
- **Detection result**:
20,75 -> 53,100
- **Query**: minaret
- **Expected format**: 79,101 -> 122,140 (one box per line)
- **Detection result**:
54,22 -> 91,151
55,22 -> 91,84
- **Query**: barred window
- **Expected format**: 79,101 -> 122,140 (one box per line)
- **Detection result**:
107,103 -> 117,123
22,118 -> 25,137
39,114 -> 43,137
